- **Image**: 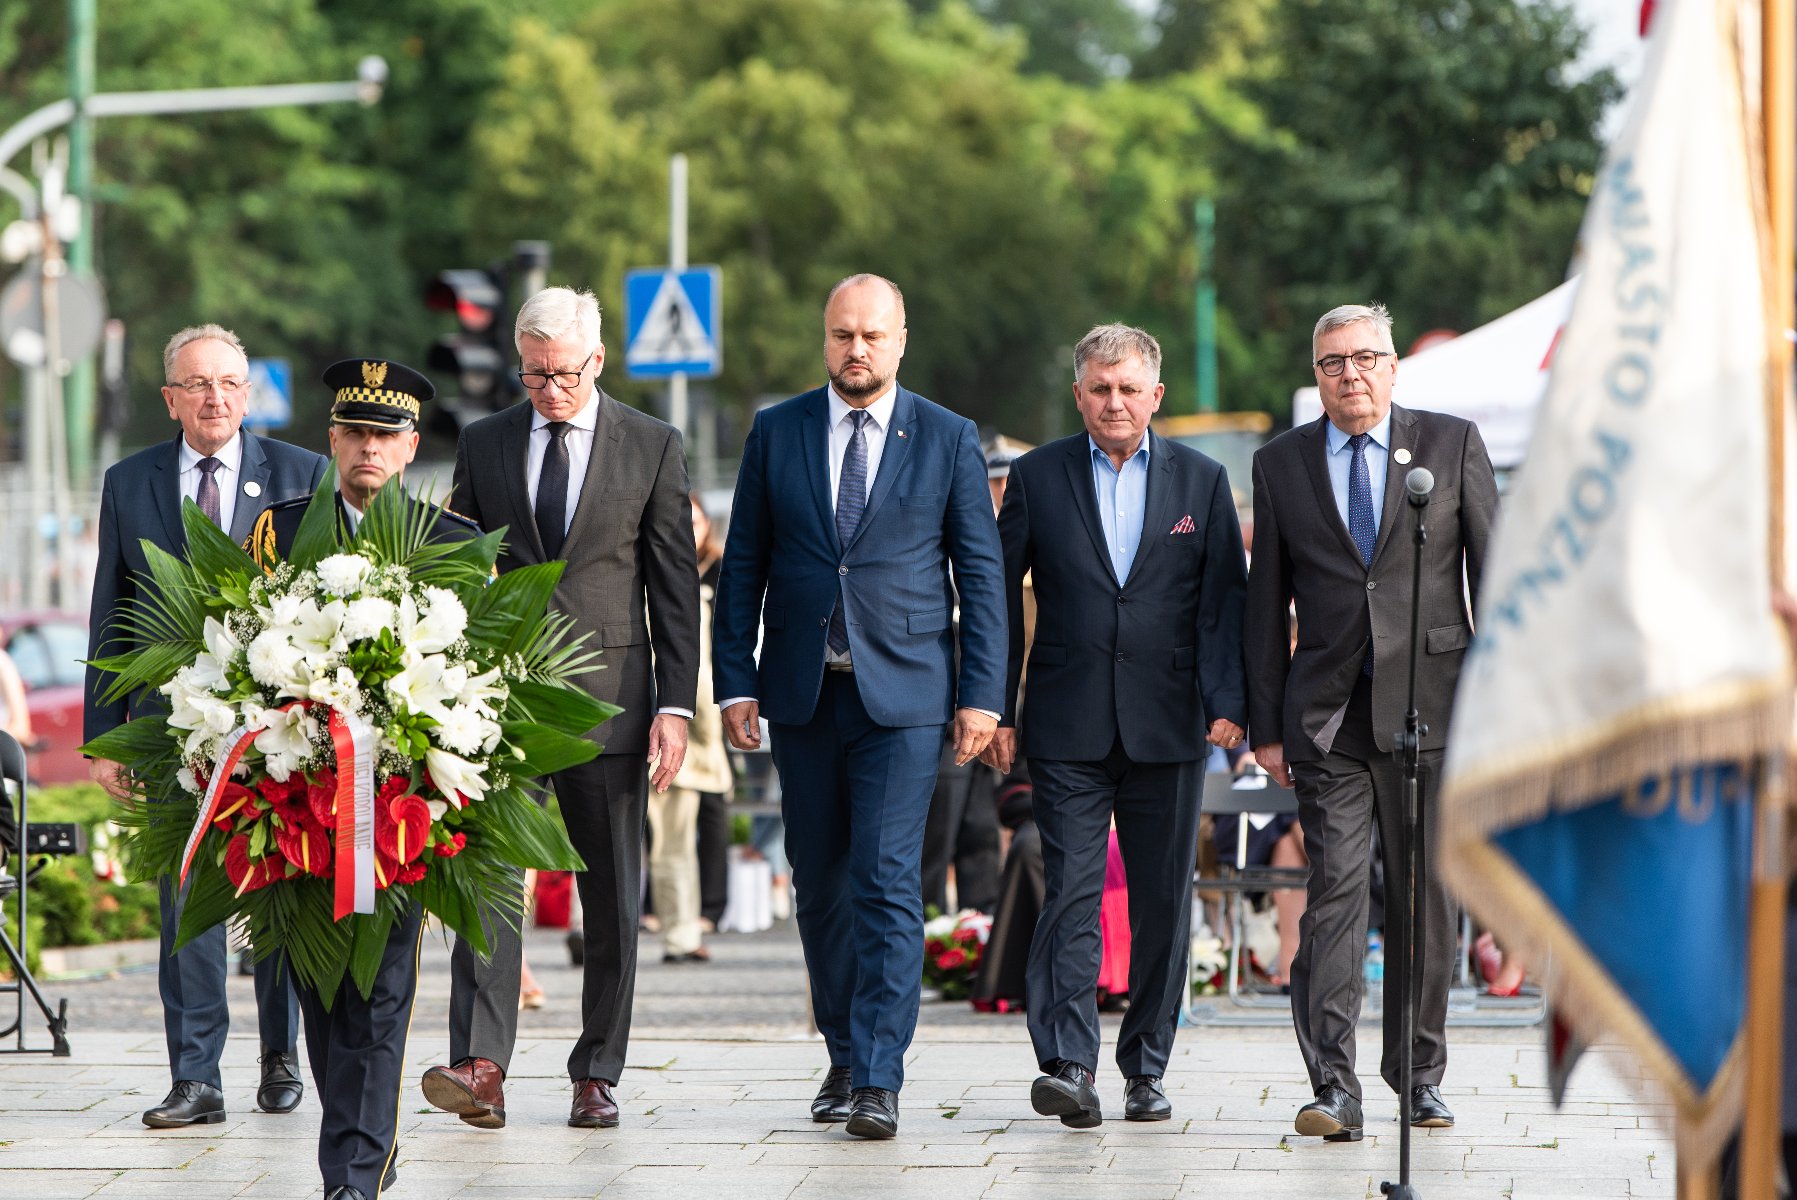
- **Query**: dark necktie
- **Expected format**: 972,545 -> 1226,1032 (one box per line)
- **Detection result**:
1347,432 -> 1376,675
196,457 -> 223,528
535,421 -> 572,559
827,410 -> 870,655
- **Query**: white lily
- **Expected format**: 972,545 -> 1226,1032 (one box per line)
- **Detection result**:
254,706 -> 319,781
387,653 -> 455,722
424,746 -> 489,806
411,587 -> 467,652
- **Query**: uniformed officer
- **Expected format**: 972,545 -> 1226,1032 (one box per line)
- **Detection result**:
250,358 -> 479,1200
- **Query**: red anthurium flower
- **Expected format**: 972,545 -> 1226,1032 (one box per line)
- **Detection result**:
307,768 -> 338,826
224,835 -> 288,896
210,783 -> 263,833
376,793 -> 432,864
274,821 -> 333,878
372,849 -> 401,890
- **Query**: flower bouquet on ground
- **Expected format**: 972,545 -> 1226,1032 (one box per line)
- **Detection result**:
922,908 -> 991,1001
84,478 -> 613,1003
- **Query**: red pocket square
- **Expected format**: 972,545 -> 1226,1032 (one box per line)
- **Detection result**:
1169,514 -> 1196,534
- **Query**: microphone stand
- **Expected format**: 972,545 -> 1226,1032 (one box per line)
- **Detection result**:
1382,475 -> 1432,1200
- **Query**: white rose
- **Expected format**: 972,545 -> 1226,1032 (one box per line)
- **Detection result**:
315,553 -> 373,597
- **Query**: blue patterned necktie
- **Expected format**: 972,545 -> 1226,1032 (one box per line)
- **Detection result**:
828,410 -> 870,655
1348,432 -> 1376,675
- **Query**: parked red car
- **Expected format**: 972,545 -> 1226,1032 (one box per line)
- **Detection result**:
2,612 -> 88,785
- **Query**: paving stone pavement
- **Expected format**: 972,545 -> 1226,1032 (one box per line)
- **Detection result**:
0,921 -> 1676,1198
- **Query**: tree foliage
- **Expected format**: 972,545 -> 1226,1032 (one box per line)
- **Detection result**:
0,0 -> 1618,458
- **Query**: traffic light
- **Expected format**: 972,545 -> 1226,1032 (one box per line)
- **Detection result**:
425,267 -> 508,425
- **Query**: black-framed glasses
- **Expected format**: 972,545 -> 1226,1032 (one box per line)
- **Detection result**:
1314,350 -> 1393,377
518,354 -> 593,390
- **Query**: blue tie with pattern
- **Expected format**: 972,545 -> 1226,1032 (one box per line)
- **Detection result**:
828,410 -> 870,655
1348,432 -> 1376,675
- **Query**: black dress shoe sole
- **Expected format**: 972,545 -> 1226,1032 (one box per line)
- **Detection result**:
568,1112 -> 620,1129
844,1110 -> 897,1139
1031,1077 -> 1102,1129
1295,1106 -> 1364,1141
142,1108 -> 226,1128
420,1071 -> 506,1129
1124,1103 -> 1172,1122
1412,1112 -> 1455,1128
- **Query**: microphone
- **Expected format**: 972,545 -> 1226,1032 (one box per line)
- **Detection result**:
1405,466 -> 1434,508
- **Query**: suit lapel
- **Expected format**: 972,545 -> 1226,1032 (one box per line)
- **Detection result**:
562,390 -> 619,552
1062,438 -> 1117,584
499,403 -> 544,561
802,390 -> 836,549
230,433 -> 272,543
1124,433 -> 1178,588
1299,418 -> 1363,564
1370,404 -> 1416,568
849,388 -> 914,551
151,436 -> 187,551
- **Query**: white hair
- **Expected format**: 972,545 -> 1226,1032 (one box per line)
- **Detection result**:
515,286 -> 603,352
163,324 -> 247,379
1312,303 -> 1394,357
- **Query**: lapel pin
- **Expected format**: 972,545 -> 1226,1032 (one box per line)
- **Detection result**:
1393,448 -> 1412,465
896,429 -> 907,439
244,481 -> 262,497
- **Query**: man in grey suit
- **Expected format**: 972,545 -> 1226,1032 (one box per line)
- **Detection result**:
1245,303 -> 1497,1141
85,323 -> 327,1127
424,286 -> 700,1131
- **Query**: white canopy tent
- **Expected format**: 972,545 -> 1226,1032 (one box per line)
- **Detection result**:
1292,278 -> 1579,470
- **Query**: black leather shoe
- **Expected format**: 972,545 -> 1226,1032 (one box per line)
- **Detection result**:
811,1065 -> 853,1123
844,1087 -> 899,1139
323,1188 -> 366,1200
142,1080 -> 225,1127
1031,1060 -> 1102,1129
256,1046 -> 304,1113
1124,1075 -> 1172,1122
1295,1083 -> 1364,1142
1410,1083 -> 1455,1128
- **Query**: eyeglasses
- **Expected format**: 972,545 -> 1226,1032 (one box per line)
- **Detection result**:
169,376 -> 250,395
1314,351 -> 1394,377
518,354 -> 593,390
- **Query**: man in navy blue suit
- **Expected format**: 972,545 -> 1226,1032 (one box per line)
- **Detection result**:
713,274 -> 1006,1139
85,324 -> 327,1128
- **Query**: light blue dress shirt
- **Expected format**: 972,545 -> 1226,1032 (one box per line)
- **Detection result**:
1089,435 -> 1151,583
1324,410 -> 1393,543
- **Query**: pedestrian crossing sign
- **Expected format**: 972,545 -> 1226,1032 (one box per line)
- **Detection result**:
623,266 -> 722,379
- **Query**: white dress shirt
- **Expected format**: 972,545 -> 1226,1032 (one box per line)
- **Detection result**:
178,432 -> 244,534
525,393 -> 600,537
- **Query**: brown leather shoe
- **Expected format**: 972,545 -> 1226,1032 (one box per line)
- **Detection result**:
569,1078 -> 619,1128
420,1057 -> 506,1129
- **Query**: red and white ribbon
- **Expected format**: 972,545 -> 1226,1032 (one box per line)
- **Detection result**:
178,723 -> 258,885
328,707 -> 376,919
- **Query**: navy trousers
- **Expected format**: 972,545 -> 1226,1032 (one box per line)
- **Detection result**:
770,670 -> 943,1092
298,903 -> 423,1199
1025,738 -> 1203,1080
157,875 -> 299,1088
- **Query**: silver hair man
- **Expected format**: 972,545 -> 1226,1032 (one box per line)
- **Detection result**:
1073,323 -> 1162,382
1311,303 -> 1394,356
515,286 -> 604,352
162,324 -> 247,379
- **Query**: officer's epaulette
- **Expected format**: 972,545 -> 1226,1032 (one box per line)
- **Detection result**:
437,504 -> 482,533
245,507 -> 279,573
264,494 -> 311,514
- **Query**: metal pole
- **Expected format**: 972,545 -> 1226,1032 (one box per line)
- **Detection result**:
1195,198 -> 1218,414
64,0 -> 96,485
669,153 -> 688,439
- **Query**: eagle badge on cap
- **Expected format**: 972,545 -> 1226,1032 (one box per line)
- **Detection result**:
362,360 -> 389,389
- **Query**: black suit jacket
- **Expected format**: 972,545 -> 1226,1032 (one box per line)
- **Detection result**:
451,392 -> 699,755
1244,404 -> 1497,760
84,432 -> 329,742
997,431 -> 1247,764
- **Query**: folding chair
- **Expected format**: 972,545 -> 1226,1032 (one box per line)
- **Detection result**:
1185,769 -> 1305,1024
0,729 -> 72,1055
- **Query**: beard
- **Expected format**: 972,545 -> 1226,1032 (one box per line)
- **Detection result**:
827,359 -> 890,401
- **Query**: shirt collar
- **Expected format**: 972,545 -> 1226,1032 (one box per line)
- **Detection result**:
530,393 -> 601,434
827,383 -> 898,433
1325,407 -> 1393,454
179,431 -> 243,473
1087,431 -> 1152,469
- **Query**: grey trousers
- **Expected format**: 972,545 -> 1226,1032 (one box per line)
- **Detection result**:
1288,707 -> 1454,1101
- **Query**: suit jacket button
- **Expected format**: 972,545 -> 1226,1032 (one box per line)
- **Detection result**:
1366,580 -> 1376,591
1115,652 -> 1128,663
1116,594 -> 1128,603
839,564 -> 849,575
819,618 -> 828,627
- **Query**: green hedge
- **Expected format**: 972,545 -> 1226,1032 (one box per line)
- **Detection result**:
2,783 -> 161,976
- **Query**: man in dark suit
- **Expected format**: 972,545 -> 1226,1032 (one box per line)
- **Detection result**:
85,323 -> 326,1128
982,324 -> 1247,1128
424,286 -> 700,1131
251,358 -> 476,1200
713,274 -> 1006,1139
1246,303 -> 1497,1141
